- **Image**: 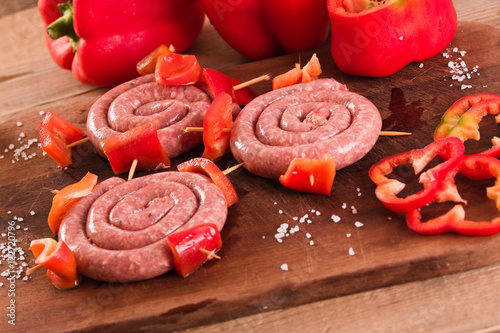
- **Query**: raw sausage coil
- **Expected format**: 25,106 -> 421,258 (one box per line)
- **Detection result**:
230,79 -> 382,178
87,74 -> 214,159
59,171 -> 227,282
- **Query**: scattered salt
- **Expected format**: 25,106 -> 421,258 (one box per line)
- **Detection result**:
280,264 -> 289,271
331,214 -> 341,223
355,221 -> 364,228
16,121 -> 22,127
349,248 -> 355,256
346,233 -> 351,237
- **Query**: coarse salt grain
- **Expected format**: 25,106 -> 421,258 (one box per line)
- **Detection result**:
351,206 -> 357,214
331,214 -> 341,223
349,248 -> 355,255
355,221 -> 364,228
346,233 -> 351,237
281,263 -> 289,271
16,121 -> 22,127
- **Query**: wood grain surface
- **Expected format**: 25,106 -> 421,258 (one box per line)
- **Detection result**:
1,21 -> 499,333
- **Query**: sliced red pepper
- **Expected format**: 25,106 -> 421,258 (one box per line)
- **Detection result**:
368,137 -> 465,213
406,154 -> 500,236
434,93 -> 500,141
272,53 -> 322,90
48,172 -> 98,233
202,92 -> 233,163
101,122 -> 170,174
155,53 -> 202,86
279,154 -> 336,195
201,68 -> 256,105
40,111 -> 86,168
166,223 -> 222,277
29,238 -> 81,289
136,44 -> 173,76
177,158 -> 238,207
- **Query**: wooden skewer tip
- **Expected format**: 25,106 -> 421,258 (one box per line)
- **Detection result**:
67,137 -> 90,148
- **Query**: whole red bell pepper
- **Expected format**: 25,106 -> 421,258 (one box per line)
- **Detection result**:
199,0 -> 330,60
39,0 -> 205,86
167,223 -> 223,278
327,0 -> 457,77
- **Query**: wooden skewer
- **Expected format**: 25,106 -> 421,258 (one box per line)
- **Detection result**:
223,162 -> 244,176
67,137 -> 90,148
186,127 -> 411,137
379,131 -> 412,136
128,159 -> 138,181
26,264 -> 43,275
232,74 -> 271,91
309,174 -> 315,187
199,248 -> 221,260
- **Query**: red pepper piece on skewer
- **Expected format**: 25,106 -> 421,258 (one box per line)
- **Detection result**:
177,157 -> 238,207
28,238 -> 81,289
202,92 -> 233,163
136,44 -> 173,76
40,111 -> 86,168
279,154 -> 336,195
48,172 -> 98,233
201,68 -> 256,105
167,223 -> 222,277
101,122 -> 170,175
155,53 -> 202,86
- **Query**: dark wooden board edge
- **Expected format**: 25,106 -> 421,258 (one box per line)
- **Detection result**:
1,21 -> 500,333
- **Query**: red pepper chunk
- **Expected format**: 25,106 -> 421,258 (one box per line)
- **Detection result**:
167,223 -> 222,277
40,111 -> 86,168
155,53 -> 202,86
136,44 -> 173,76
48,172 -> 98,233
29,238 -> 81,289
177,158 -> 238,207
368,137 -> 465,213
202,92 -> 233,163
279,154 -> 336,195
406,154 -> 500,237
272,53 -> 322,90
201,68 -> 255,105
101,122 -> 170,174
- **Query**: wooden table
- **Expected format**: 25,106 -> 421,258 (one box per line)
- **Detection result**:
1,1 -> 500,332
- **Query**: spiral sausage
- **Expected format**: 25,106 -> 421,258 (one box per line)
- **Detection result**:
87,74 -> 239,159
59,171 -> 227,282
230,79 -> 382,178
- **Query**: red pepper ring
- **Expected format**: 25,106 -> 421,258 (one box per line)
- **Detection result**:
406,154 -> 500,237
368,137 -> 465,213
434,93 -> 500,141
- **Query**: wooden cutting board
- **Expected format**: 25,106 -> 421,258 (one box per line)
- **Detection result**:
1,21 -> 499,333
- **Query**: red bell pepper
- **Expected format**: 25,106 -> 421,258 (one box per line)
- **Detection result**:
40,111 -> 85,168
101,122 -> 170,174
327,0 -> 457,77
177,158 -> 238,207
39,0 -> 205,86
434,93 -> 500,141
272,53 -> 322,90
279,154 -> 336,195
368,137 -> 465,213
199,0 -> 330,60
28,238 -> 81,289
200,68 -> 255,105
166,223 -> 222,277
406,154 -> 500,236
202,92 -> 233,163
48,172 -> 97,233
155,53 -> 202,86
136,44 -> 173,76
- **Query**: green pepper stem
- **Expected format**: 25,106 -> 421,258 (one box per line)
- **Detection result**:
46,0 -> 79,52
